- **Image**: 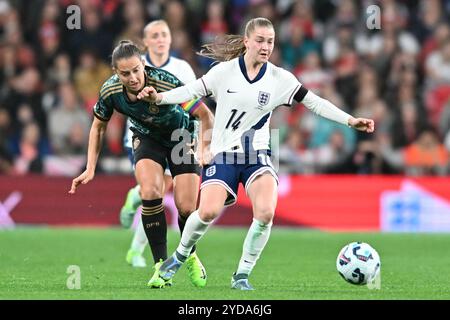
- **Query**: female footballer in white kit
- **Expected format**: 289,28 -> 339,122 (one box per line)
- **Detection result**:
138,17 -> 375,290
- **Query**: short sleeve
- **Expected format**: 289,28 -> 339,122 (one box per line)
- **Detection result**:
93,95 -> 113,122
274,68 -> 302,107
200,63 -> 222,97
179,61 -> 197,84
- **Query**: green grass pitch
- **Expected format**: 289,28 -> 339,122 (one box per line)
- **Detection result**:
1,227 -> 450,299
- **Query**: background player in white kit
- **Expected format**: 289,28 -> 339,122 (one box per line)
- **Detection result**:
119,20 -> 198,268
138,17 -> 375,290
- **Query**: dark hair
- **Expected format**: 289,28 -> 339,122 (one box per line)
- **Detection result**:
111,40 -> 142,68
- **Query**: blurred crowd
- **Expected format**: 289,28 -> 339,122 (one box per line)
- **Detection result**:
0,0 -> 450,176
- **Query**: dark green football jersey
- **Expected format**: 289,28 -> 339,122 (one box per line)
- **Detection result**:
94,66 -> 196,148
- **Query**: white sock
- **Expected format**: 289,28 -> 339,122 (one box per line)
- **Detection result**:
130,213 -> 148,254
236,218 -> 272,276
130,185 -> 142,209
176,210 -> 212,259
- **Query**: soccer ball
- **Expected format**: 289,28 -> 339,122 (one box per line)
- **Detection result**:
336,242 -> 381,285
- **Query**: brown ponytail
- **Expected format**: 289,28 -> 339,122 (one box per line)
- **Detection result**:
111,40 -> 142,68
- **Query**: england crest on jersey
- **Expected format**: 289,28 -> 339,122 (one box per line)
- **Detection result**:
258,91 -> 270,107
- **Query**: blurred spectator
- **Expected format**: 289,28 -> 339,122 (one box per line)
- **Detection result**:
171,29 -> 202,75
0,106 -> 13,174
164,0 -> 187,32
404,127 -> 449,176
302,129 -> 353,173
163,0 -> 200,44
280,19 -> 320,69
198,0 -> 229,70
65,122 -> 88,155
323,21 -> 357,66
67,6 -> 113,63
365,2 -> 419,58
102,112 -> 125,157
305,82 -> 356,150
390,101 -> 429,149
410,0 -> 446,43
4,67 -> 47,137
424,39 -> 450,126
279,0 -> 318,43
115,0 -> 146,47
73,49 -> 112,111
248,0 -> 278,26
293,51 -> 331,95
47,82 -> 90,155
419,22 -> 450,69
46,52 -> 71,86
333,45 -> 359,110
353,82 -> 378,120
12,122 -> 50,174
201,0 -> 229,44
327,0 -> 358,28
327,135 -> 399,175
425,39 -> 450,88
439,100 -> 450,137
36,0 -> 64,72
279,128 -> 305,174
0,0 -> 11,41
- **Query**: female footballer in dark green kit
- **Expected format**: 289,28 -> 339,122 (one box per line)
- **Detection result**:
69,40 -> 213,288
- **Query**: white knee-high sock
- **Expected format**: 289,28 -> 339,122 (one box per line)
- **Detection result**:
130,213 -> 148,254
175,210 -> 212,260
236,218 -> 273,276
130,185 -> 141,209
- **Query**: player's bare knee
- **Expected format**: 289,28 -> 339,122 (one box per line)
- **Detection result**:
253,205 -> 275,225
176,202 -> 196,218
198,207 -> 220,222
139,184 -> 162,200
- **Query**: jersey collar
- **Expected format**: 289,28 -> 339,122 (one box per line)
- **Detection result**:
238,55 -> 267,84
145,53 -> 171,68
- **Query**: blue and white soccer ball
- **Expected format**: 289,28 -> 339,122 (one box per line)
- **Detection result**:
336,242 -> 381,285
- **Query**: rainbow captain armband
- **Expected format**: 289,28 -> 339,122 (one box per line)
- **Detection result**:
181,98 -> 205,115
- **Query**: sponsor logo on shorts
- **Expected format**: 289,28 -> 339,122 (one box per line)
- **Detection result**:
133,137 -> 140,150
205,165 -> 216,177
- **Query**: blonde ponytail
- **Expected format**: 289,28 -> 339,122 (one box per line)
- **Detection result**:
197,17 -> 274,62
198,35 -> 246,62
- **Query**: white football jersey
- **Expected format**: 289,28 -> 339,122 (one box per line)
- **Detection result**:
159,56 -> 352,156
123,54 -> 196,148
201,56 -> 300,155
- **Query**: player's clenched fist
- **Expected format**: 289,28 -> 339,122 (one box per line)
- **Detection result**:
137,86 -> 162,103
348,117 -> 375,133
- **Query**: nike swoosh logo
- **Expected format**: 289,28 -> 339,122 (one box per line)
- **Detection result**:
227,89 -> 238,93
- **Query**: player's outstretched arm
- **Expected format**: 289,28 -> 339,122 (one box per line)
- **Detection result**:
69,117 -> 108,194
138,78 -> 208,105
296,89 -> 375,134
